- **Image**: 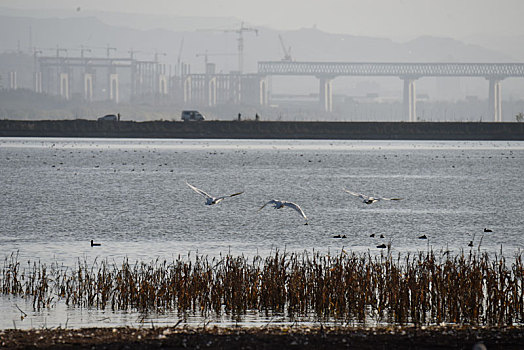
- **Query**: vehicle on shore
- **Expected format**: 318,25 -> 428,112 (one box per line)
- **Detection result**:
97,114 -> 118,121
181,110 -> 205,121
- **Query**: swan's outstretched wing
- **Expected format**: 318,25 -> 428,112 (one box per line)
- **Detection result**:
186,182 -> 213,200
215,191 -> 244,201
259,199 -> 279,211
344,189 -> 368,200
376,196 -> 403,201
282,201 -> 308,221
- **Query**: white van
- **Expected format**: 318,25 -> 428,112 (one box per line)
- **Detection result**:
181,110 -> 205,121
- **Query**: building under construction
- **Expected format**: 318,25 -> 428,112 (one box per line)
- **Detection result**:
2,51 -> 268,108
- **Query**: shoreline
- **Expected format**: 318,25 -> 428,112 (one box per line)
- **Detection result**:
1,120 -> 524,140
1,325 -> 524,349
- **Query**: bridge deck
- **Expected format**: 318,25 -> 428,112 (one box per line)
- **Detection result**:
258,61 -> 524,78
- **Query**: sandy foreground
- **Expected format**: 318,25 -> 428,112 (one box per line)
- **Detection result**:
0,325 -> 523,349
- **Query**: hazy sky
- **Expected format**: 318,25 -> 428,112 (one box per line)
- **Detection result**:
3,0 -> 524,39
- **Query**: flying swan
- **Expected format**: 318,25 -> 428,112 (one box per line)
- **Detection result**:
344,189 -> 402,204
259,199 -> 308,225
186,181 -> 244,205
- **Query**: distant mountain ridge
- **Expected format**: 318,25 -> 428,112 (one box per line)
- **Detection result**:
0,6 -> 239,32
0,9 -> 515,76
1,9 -> 523,103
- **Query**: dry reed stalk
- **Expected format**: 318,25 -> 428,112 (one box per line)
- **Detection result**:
0,250 -> 522,326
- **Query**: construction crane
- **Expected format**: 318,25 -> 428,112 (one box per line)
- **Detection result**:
224,22 -> 258,73
278,34 -> 292,62
176,37 -> 184,76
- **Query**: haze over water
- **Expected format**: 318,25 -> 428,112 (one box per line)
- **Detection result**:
1,137 -> 523,329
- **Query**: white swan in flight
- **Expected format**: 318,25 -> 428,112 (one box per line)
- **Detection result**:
344,189 -> 402,204
186,182 -> 244,205
259,199 -> 308,225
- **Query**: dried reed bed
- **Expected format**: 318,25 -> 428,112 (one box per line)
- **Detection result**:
1,250 -> 523,326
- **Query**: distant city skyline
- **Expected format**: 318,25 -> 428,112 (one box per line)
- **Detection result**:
2,0 -> 524,40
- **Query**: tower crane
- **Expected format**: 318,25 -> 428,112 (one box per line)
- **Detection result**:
224,22 -> 258,73
176,37 -> 184,76
278,34 -> 293,62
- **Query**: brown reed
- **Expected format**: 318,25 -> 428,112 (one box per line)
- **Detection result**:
1,250 -> 523,326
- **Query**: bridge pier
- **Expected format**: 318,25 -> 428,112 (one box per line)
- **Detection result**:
59,72 -> 69,100
33,71 -> 42,93
488,78 -> 502,122
9,71 -> 17,90
84,73 -> 93,101
183,76 -> 192,103
207,76 -> 217,106
109,73 -> 119,103
259,77 -> 268,106
319,76 -> 333,112
158,74 -> 168,96
403,78 -> 417,122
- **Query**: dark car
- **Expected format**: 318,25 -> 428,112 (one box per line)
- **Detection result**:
98,114 -> 118,121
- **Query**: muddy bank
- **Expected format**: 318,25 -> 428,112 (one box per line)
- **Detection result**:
1,120 -> 523,140
1,325 -> 523,349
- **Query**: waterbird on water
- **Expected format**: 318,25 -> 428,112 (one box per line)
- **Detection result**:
484,228 -> 493,233
186,181 -> 244,205
376,244 -> 387,249
344,189 -> 402,204
259,199 -> 308,225
90,240 -> 101,247
468,233 -> 476,247
418,235 -> 428,239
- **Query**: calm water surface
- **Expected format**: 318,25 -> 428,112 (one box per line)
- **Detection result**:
1,137 -> 523,329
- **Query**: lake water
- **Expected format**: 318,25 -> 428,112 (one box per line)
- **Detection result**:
1,137 -> 523,329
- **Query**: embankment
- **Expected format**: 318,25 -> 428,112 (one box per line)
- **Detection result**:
1,119 -> 523,140
2,326 -> 523,349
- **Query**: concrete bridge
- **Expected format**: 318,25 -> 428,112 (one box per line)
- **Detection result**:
258,61 -> 524,121
12,55 -> 524,122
